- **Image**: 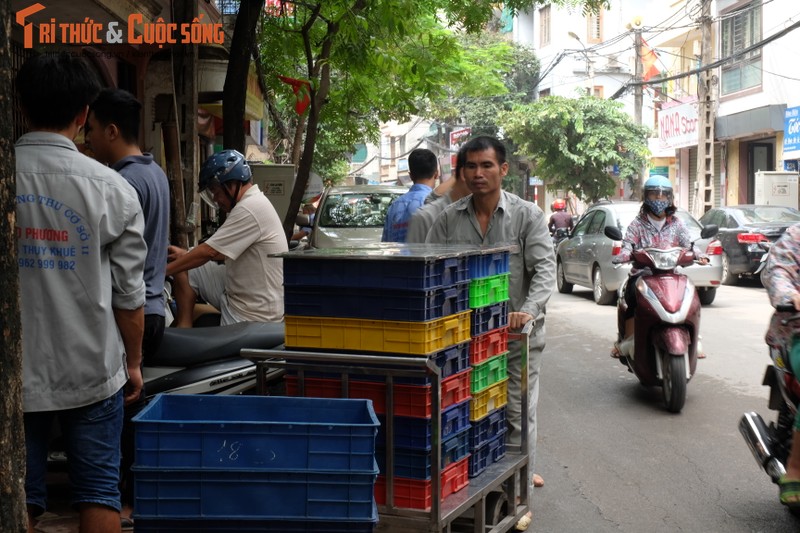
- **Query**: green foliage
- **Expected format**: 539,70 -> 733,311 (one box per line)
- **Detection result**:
501,94 -> 650,202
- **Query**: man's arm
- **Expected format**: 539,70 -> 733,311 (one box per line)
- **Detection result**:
166,242 -> 225,277
516,206 -> 556,326
114,307 -> 144,405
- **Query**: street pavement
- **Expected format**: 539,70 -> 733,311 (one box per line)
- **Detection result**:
531,279 -> 798,532
33,280 -> 799,532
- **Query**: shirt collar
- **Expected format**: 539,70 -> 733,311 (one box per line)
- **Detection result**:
16,131 -> 80,152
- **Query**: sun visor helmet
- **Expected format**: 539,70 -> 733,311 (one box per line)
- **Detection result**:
198,150 -> 252,209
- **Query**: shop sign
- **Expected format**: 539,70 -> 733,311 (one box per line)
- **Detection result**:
657,100 -> 698,150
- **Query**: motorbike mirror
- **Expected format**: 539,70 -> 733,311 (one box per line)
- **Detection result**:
700,224 -> 718,239
296,213 -> 311,226
604,226 -> 623,241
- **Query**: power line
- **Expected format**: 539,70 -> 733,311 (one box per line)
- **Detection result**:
611,17 -> 800,99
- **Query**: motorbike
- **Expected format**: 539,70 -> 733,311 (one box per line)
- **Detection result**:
552,227 -> 569,250
739,305 -> 800,514
48,320 -> 286,465
604,224 -> 718,413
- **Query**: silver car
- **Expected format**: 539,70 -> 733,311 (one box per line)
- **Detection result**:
310,185 -> 407,248
555,201 -> 723,305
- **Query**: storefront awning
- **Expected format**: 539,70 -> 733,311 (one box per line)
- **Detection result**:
715,104 -> 786,140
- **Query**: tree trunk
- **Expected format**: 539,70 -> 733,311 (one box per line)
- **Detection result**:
223,0 -> 265,152
0,0 -> 28,530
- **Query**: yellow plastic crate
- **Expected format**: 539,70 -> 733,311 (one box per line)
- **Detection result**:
470,379 -> 508,421
285,311 -> 471,356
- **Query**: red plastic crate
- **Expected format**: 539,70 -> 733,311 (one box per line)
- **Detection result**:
469,327 -> 509,365
375,456 -> 470,510
285,370 -> 472,418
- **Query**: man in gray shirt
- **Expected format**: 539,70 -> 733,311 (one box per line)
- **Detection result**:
426,136 -> 555,530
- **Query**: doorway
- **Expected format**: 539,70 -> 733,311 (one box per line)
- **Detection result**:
747,142 -> 774,203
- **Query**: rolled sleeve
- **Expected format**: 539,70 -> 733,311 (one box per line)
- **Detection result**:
109,201 -> 147,310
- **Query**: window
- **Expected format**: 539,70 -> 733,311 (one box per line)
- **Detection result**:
720,1 -> 762,95
587,10 -> 603,44
585,86 -> 604,98
539,88 -> 551,98
587,211 -> 606,235
571,212 -> 595,237
539,6 -> 551,47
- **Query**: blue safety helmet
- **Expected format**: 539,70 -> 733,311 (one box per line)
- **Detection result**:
199,150 -> 252,209
643,175 -> 674,216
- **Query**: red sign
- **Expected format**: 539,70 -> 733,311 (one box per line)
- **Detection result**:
449,127 -> 471,168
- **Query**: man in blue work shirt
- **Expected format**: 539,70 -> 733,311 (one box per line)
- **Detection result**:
381,148 -> 439,242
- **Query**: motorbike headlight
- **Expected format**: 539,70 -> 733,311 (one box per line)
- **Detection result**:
648,248 -> 681,269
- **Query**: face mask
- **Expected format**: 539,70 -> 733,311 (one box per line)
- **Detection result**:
645,199 -> 670,216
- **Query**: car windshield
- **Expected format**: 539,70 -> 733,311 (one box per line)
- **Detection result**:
318,192 -> 402,228
733,206 -> 800,224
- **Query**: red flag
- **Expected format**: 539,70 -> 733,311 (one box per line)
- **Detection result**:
278,75 -> 311,115
641,39 -> 660,82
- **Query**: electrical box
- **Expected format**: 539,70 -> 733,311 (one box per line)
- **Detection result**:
249,164 -> 296,222
754,171 -> 799,209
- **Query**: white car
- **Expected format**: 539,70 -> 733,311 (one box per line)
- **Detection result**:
556,201 -> 723,305
310,185 -> 407,248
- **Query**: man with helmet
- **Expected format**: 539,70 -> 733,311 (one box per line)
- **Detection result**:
610,175 -> 708,357
548,198 -> 573,235
166,150 -> 288,327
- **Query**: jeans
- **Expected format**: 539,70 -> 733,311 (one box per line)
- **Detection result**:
25,390 -> 124,514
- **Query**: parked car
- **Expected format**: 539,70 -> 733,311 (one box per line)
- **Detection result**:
697,205 -> 800,285
556,201 -> 723,305
309,185 -> 407,248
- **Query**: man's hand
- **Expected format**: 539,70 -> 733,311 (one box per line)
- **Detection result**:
791,293 -> 800,311
123,365 -> 144,405
167,245 -> 187,262
509,311 -> 533,330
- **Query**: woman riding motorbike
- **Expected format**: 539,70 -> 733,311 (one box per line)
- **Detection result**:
610,175 -> 708,358
762,222 -> 800,509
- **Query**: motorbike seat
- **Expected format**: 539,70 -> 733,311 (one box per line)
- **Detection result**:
147,321 -> 285,367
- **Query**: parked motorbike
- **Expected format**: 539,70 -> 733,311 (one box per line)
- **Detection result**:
604,224 -> 718,413
48,321 -> 285,465
739,305 -> 800,514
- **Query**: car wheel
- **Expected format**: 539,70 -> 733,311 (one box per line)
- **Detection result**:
593,266 -> 615,305
557,259 -> 573,294
697,287 -> 716,306
720,252 -> 738,285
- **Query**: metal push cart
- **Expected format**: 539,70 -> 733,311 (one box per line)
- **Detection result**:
243,320 -> 531,533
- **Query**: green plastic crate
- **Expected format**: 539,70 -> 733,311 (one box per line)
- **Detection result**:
470,352 -> 508,394
469,274 -> 510,308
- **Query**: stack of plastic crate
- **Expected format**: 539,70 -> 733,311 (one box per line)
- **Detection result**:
281,246 -> 475,510
466,250 -> 511,478
130,394 -> 380,532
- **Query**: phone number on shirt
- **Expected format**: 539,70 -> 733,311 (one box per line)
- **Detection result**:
19,258 -> 76,270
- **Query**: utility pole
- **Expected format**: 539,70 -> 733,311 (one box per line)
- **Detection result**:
633,26 -> 644,199
695,0 -> 715,217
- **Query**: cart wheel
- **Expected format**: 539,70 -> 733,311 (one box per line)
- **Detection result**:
485,490 -> 509,526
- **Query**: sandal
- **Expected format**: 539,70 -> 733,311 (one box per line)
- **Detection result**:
779,476 -> 800,508
121,516 -> 135,531
515,511 -> 532,531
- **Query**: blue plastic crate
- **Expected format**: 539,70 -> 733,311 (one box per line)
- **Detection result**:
132,395 -> 378,473
283,255 -> 469,291
376,427 -> 471,479
470,301 -> 509,337
284,282 -> 469,322
468,251 -> 510,279
376,400 -> 471,450
336,341 -> 471,384
133,467 -> 377,520
133,505 -> 377,532
468,429 -> 507,478
469,406 -> 507,450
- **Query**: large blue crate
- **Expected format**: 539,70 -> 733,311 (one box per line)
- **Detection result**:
284,282 -> 469,321
376,427 -> 471,479
469,406 -> 507,450
377,400 -> 471,450
134,519 -> 376,532
468,251 -> 510,279
283,255 -> 469,291
132,467 -> 377,520
470,301 -> 509,337
132,394 -> 378,473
